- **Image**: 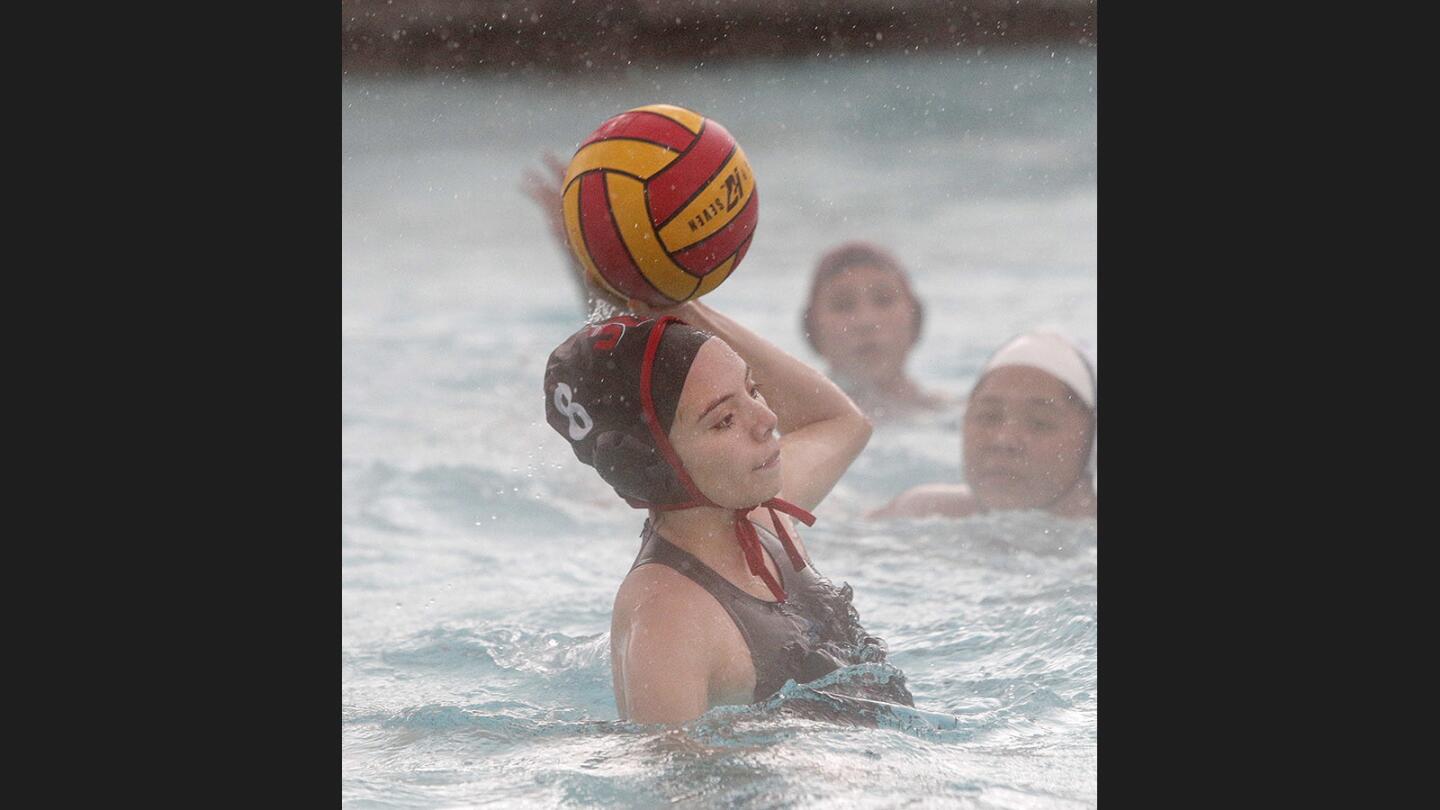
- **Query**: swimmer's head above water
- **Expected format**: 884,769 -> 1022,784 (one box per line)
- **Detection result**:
544,315 -> 712,506
803,242 -> 924,369
964,331 -> 1097,513
867,330 -> 1096,521
800,242 -> 945,419
544,314 -> 812,599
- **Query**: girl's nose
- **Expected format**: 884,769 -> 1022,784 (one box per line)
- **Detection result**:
752,400 -> 779,441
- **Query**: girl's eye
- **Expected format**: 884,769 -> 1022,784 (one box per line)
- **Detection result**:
713,414 -> 734,430
749,383 -> 763,399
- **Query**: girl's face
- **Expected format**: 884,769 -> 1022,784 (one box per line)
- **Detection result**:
667,339 -> 783,509
962,366 -> 1093,511
809,265 -> 919,383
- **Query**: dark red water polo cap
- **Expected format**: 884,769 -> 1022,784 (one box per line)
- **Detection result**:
544,315 -> 711,505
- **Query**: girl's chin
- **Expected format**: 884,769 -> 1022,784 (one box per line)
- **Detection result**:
724,486 -> 783,510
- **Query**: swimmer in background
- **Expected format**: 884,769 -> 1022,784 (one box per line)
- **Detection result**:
869,331 -> 1097,520
544,299 -> 912,725
802,242 -> 952,421
518,148 -> 636,315
520,152 -> 609,314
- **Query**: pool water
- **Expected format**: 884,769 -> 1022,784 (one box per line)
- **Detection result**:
344,47 -> 1096,808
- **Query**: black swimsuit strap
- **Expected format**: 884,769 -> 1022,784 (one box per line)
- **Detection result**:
632,519 -> 790,604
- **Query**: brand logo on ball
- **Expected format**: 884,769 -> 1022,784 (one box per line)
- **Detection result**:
723,165 -> 748,212
552,382 -> 594,440
688,199 -> 722,232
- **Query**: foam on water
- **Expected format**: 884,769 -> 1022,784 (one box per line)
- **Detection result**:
344,48 -> 1096,808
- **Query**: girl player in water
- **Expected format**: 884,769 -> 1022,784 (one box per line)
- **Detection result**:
800,241 -> 951,421
870,331 -> 1097,520
544,300 -> 912,724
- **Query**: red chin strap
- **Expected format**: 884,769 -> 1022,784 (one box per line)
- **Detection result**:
627,316 -> 816,603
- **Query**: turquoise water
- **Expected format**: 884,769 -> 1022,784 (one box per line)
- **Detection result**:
344,48 -> 1096,808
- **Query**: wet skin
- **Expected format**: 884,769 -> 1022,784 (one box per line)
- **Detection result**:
962,365 -> 1092,512
808,264 -> 920,388
666,339 -> 785,510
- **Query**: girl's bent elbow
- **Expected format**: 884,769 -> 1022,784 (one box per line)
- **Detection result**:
855,412 -> 874,444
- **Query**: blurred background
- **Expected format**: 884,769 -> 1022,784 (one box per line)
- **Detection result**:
343,0 -> 1095,74
343,2 -> 1097,807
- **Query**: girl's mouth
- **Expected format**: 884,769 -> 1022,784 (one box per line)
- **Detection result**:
754,449 -> 781,471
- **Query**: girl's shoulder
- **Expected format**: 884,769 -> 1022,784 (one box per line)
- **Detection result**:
614,561 -> 723,636
919,387 -> 961,411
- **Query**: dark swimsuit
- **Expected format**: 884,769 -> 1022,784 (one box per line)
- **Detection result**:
631,518 -> 912,705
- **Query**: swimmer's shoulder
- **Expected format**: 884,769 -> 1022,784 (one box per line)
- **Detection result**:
866,388 -> 956,423
866,483 -> 980,520
919,387 -> 960,411
612,558 -> 748,695
615,563 -> 705,617
614,560 -> 732,644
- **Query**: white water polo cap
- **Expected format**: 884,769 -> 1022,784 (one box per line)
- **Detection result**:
979,331 -> 1098,487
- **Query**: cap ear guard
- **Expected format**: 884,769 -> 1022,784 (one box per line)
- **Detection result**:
591,429 -> 693,505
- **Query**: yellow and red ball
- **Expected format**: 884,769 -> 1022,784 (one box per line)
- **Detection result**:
561,104 -> 758,307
